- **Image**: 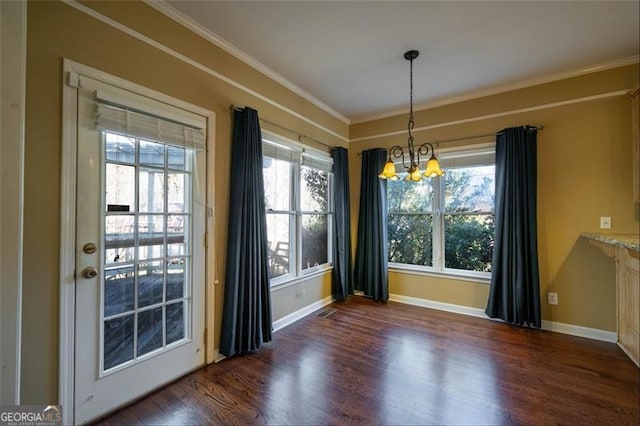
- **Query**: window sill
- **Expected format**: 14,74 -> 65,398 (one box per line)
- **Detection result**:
389,263 -> 491,284
270,265 -> 333,291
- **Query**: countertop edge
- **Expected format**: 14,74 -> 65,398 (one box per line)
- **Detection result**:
581,232 -> 640,252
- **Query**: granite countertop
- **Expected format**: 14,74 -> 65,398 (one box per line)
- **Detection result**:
581,232 -> 640,252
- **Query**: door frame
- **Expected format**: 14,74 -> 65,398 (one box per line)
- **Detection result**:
59,59 -> 217,424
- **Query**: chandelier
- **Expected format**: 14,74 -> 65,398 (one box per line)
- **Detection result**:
379,50 -> 444,181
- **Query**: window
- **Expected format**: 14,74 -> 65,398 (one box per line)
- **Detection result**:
387,146 -> 495,278
262,134 -> 333,285
102,131 -> 194,370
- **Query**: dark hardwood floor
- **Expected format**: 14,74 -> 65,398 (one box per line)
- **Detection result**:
98,296 -> 639,425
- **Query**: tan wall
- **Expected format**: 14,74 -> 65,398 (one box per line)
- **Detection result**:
350,64 -> 639,332
23,1 -> 338,405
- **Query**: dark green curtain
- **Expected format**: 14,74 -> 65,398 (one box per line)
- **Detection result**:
220,107 -> 272,356
331,147 -> 353,301
485,126 -> 541,327
354,148 -> 389,301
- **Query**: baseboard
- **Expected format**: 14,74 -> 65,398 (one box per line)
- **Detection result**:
389,293 -> 617,343
389,293 -> 487,319
541,320 -> 616,343
272,296 -> 334,332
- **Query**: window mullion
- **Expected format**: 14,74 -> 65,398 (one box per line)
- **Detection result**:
433,176 -> 444,271
292,160 -> 301,277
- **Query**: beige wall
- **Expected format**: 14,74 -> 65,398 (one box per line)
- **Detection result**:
350,64 -> 639,332
23,1 -> 339,405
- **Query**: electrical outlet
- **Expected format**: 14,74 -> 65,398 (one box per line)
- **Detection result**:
600,216 -> 611,229
547,292 -> 558,305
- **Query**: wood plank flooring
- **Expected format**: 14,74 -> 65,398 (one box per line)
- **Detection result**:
97,296 -> 639,425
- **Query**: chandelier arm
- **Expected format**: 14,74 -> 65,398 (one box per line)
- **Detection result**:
416,142 -> 431,164
388,145 -> 411,170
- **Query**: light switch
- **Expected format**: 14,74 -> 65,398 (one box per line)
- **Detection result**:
600,217 -> 611,229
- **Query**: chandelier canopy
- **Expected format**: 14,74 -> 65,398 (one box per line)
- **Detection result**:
379,50 -> 444,181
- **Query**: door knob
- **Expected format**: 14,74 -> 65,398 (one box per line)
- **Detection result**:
81,266 -> 98,279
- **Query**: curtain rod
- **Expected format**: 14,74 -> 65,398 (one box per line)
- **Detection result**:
356,125 -> 544,155
229,104 -> 334,151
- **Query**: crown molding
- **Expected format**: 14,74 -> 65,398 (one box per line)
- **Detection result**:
351,55 -> 640,124
144,0 -> 350,125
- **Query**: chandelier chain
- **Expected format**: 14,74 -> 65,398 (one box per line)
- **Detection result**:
409,55 -> 414,121
377,49 -> 444,181
407,55 -> 416,166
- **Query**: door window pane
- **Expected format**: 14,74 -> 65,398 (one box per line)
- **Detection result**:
168,145 -> 186,170
137,261 -> 164,308
167,214 -> 187,257
105,133 -> 135,163
105,215 -> 135,265
168,173 -> 187,213
106,164 -> 135,212
138,244 -> 164,261
301,214 -> 328,269
139,169 -> 165,213
167,215 -> 185,243
138,214 -> 164,248
166,302 -> 185,345
166,259 -> 185,301
104,315 -> 134,370
104,266 -> 135,316
139,140 -> 165,167
137,307 -> 163,356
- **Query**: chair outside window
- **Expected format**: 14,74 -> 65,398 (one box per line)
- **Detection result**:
269,241 -> 289,277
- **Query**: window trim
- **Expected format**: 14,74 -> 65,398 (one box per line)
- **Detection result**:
263,131 -> 334,287
387,143 -> 495,281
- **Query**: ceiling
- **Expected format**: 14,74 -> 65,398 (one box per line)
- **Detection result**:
163,1 -> 639,123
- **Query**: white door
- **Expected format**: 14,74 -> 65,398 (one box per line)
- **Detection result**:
74,76 -> 206,424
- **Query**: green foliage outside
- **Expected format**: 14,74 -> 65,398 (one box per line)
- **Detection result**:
387,166 -> 495,272
444,214 -> 494,272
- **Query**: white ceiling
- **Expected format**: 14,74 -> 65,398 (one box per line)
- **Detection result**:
163,1 -> 639,123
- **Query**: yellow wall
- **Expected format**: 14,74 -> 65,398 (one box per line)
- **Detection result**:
23,1 -> 341,404
350,64 -> 639,332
